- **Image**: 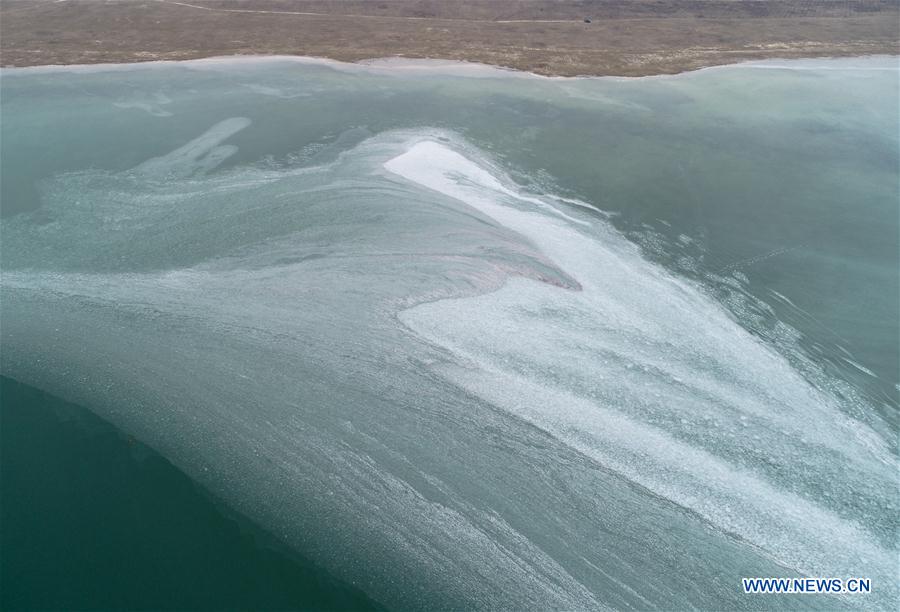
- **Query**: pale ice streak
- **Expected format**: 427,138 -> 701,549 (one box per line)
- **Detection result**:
386,138 -> 896,592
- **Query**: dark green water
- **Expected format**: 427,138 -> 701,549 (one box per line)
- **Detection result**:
0,376 -> 381,611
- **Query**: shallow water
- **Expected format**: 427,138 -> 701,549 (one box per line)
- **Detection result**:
1,56 -> 897,610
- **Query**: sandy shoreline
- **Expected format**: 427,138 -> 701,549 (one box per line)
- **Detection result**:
2,53 -> 898,81
2,0 -> 898,77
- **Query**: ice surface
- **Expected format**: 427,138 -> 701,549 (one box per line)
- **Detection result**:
2,57 -> 896,610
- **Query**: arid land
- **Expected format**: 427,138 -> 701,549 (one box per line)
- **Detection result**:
1,0 -> 898,76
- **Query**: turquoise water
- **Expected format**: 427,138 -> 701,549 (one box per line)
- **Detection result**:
1,56 -> 897,610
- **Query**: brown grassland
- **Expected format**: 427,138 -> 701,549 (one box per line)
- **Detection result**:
1,0 -> 898,76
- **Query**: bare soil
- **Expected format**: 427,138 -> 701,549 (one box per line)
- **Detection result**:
1,0 -> 898,76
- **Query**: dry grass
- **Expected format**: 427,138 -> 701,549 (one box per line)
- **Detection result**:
1,0 -> 897,76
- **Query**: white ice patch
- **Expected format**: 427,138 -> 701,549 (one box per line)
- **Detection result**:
385,141 -> 590,227
133,117 -> 251,179
387,138 -> 898,600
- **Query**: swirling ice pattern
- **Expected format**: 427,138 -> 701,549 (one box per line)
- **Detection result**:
1,117 -> 896,610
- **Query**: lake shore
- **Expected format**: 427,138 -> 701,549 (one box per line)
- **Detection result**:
2,0 -> 898,77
